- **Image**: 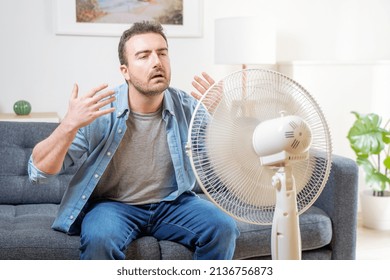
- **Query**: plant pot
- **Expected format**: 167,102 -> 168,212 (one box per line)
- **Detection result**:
360,189 -> 390,231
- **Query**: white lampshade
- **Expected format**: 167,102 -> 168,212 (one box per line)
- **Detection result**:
215,16 -> 276,65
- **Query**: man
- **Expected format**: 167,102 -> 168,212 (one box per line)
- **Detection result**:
28,21 -> 239,260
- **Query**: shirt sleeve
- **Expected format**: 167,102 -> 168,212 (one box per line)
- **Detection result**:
27,155 -> 57,184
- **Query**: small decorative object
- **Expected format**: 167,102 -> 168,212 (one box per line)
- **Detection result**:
13,100 -> 32,115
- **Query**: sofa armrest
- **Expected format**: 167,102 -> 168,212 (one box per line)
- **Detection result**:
313,154 -> 359,259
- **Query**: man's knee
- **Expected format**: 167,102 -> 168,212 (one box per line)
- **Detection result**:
214,213 -> 240,240
80,230 -> 125,260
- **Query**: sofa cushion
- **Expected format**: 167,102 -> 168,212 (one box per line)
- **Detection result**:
126,236 -> 164,259
0,121 -> 77,204
0,175 -> 74,205
0,204 -> 79,259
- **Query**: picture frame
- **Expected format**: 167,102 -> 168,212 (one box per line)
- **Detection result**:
54,0 -> 203,37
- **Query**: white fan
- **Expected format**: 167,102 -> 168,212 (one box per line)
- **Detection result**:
186,68 -> 332,260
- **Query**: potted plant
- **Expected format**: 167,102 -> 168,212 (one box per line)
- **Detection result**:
347,111 -> 390,230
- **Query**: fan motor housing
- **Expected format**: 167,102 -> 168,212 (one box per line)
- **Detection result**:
252,115 -> 312,162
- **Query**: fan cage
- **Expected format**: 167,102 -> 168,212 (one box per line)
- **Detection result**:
188,68 -> 332,225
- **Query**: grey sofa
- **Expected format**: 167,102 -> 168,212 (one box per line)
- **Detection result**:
0,121 -> 359,260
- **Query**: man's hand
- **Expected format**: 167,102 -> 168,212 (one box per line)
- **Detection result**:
191,72 -> 215,101
191,72 -> 223,113
31,83 -> 116,175
62,83 -> 116,131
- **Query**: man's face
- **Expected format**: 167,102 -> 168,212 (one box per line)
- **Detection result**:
120,33 -> 171,96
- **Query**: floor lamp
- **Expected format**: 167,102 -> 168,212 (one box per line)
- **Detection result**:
214,16 -> 276,115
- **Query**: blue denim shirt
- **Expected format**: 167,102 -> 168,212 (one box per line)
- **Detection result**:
28,83 -> 198,234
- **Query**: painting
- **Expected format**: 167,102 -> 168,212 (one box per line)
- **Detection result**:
55,0 -> 202,37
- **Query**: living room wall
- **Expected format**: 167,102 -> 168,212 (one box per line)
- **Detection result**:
1,0 -> 390,159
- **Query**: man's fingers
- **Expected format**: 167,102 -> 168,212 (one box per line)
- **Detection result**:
190,91 -> 202,101
85,83 -> 109,97
71,83 -> 79,100
201,72 -> 215,85
91,89 -> 116,103
91,96 -> 116,111
192,72 -> 216,97
192,80 -> 206,94
193,75 -> 211,91
95,107 -> 116,118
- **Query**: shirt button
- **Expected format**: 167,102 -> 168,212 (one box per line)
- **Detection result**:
81,195 -> 87,200
107,151 -> 112,156
118,129 -> 122,134
69,215 -> 74,220
94,174 -> 99,178
117,111 -> 122,116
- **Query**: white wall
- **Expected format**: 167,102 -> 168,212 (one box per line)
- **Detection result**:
1,0 -> 390,159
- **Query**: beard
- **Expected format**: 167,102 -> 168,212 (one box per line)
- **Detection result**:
128,69 -> 171,97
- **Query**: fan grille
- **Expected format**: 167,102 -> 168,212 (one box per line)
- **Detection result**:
188,69 -> 332,225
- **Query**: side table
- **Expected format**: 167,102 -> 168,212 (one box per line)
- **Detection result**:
0,112 -> 61,123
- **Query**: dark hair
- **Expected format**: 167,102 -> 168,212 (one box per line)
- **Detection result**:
118,21 -> 168,66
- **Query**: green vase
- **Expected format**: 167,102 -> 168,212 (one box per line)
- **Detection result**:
13,100 -> 32,115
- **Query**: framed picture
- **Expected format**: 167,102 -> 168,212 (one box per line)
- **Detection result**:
55,0 -> 203,37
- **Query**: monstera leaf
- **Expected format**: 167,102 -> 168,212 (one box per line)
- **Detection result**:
347,112 -> 388,155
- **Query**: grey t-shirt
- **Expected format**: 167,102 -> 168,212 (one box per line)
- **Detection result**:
93,108 -> 176,205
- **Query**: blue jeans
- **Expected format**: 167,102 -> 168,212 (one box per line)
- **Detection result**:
79,193 -> 239,260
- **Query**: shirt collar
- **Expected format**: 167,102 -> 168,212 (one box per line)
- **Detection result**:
115,83 -> 130,119
162,88 -> 175,118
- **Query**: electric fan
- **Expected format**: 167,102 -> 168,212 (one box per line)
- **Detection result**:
186,68 -> 332,260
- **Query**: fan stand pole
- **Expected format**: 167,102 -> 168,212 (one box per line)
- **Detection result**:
242,64 -> 247,94
271,166 -> 302,260
241,64 -> 248,116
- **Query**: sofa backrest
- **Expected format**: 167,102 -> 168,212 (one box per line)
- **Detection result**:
0,121 -> 77,205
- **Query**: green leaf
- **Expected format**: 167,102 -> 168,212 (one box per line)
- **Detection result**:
357,157 -> 389,190
384,156 -> 390,169
365,173 -> 389,191
347,112 -> 386,155
383,131 -> 390,144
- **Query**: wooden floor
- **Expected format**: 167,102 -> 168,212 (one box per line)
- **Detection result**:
356,214 -> 390,260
